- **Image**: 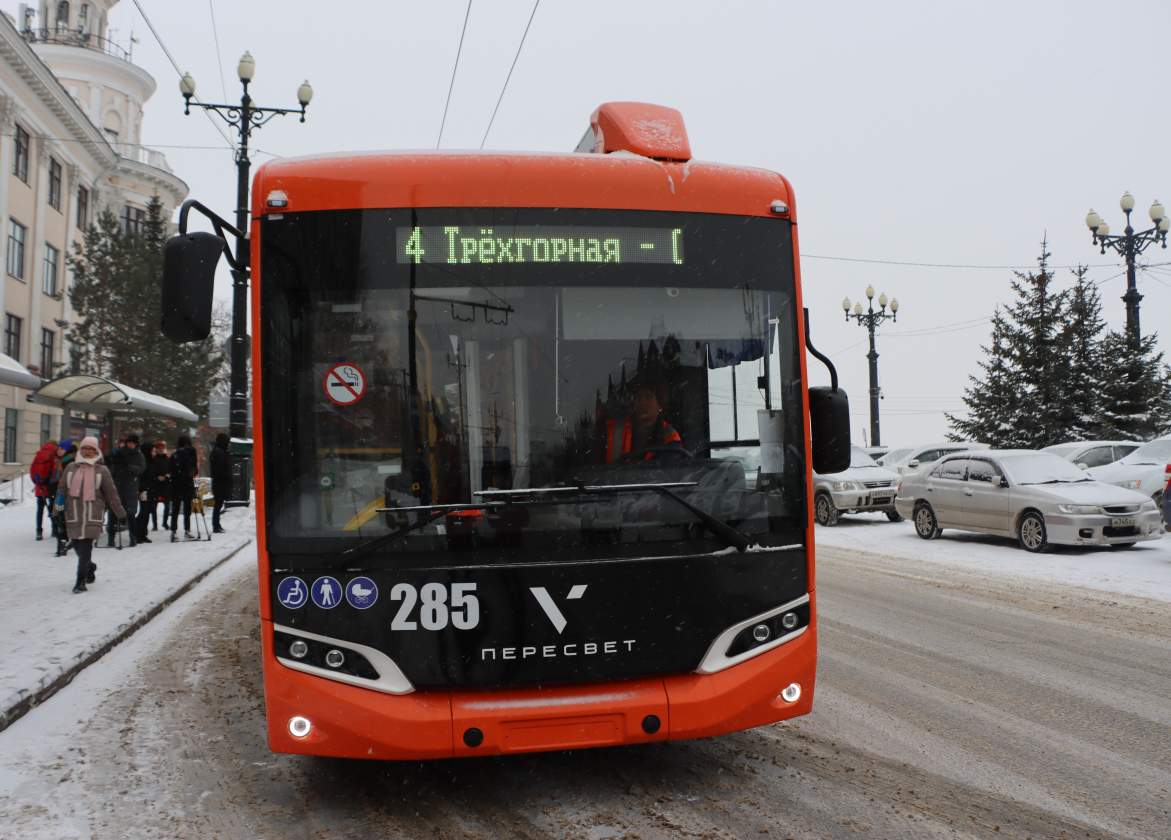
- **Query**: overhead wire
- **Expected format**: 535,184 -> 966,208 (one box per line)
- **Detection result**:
130,0 -> 235,151
479,0 -> 540,149
437,0 -> 473,149
207,0 -> 229,102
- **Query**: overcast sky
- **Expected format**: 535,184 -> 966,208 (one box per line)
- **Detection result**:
13,0 -> 1171,446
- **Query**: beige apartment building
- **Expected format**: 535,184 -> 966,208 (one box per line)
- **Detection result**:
0,0 -> 186,473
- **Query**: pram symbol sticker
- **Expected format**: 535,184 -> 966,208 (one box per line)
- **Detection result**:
277,576 -> 307,608
323,363 -> 366,406
346,576 -> 378,609
312,576 -> 342,609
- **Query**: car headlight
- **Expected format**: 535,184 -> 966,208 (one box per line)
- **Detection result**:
832,481 -> 856,491
1140,499 -> 1158,511
1057,504 -> 1102,514
1115,480 -> 1143,490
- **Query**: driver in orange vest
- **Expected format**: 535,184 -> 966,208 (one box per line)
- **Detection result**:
605,381 -> 683,463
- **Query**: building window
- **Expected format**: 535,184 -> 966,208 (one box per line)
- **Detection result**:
78,4 -> 88,31
13,125 -> 29,183
77,185 -> 89,229
122,205 -> 145,235
42,244 -> 59,296
48,158 -> 62,210
3,409 -> 17,463
4,314 -> 22,361
40,413 -> 52,443
40,328 -> 55,377
6,219 -> 26,279
56,2 -> 70,32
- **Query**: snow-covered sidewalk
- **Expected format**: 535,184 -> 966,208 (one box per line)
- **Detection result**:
0,496 -> 253,731
815,512 -> 1171,602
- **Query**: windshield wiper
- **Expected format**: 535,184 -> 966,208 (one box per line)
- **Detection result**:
475,482 -> 751,552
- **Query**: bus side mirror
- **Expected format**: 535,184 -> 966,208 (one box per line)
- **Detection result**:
161,231 -> 223,343
808,386 -> 850,474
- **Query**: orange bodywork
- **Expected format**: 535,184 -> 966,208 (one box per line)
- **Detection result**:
249,122 -> 817,759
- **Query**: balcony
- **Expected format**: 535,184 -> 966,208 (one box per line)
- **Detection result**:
22,27 -> 132,63
117,143 -> 173,174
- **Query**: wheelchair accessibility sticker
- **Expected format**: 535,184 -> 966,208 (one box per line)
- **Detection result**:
276,576 -> 307,609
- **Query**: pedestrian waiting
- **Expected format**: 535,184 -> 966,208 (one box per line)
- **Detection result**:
107,434 -> 145,548
209,433 -> 230,534
52,440 -> 76,557
168,434 -> 198,541
136,440 -> 170,543
56,436 -> 127,594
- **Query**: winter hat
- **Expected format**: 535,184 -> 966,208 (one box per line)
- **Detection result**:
79,435 -> 100,451
59,439 -> 75,453
125,433 -> 140,444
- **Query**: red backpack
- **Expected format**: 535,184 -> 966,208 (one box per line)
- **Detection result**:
30,446 -> 56,487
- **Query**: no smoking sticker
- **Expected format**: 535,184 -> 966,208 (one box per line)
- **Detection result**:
323,363 -> 367,406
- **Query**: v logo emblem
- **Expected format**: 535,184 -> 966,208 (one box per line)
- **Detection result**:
530,585 -> 588,634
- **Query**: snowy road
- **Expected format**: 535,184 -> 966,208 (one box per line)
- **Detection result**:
1,541 -> 1169,839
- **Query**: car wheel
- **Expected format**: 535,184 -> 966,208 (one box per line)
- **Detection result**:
815,492 -> 839,527
1017,511 -> 1049,553
1154,491 -> 1166,525
913,502 -> 941,539
885,510 -> 904,523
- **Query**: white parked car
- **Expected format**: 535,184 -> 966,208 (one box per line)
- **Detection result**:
1042,440 -> 1140,469
1086,437 -> 1171,513
883,441 -> 988,475
813,446 -> 901,526
894,450 -> 1163,552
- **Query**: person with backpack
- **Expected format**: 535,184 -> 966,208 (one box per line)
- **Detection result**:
56,436 -> 126,593
30,439 -> 58,540
169,435 -> 198,541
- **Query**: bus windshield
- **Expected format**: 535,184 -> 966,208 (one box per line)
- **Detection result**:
261,208 -> 805,563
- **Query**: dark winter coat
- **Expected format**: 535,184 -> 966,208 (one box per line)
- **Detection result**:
55,461 -> 127,541
108,445 -> 146,504
169,445 -> 198,500
209,443 -> 231,498
30,442 -> 58,498
141,452 -> 171,500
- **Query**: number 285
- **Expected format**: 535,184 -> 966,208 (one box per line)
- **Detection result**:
390,582 -> 479,631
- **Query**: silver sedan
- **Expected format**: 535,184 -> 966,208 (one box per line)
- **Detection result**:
893,450 -> 1163,552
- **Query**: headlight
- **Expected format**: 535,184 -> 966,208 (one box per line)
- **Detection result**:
1116,480 -> 1143,490
832,481 -> 857,491
1057,504 -> 1102,514
1140,499 -> 1158,511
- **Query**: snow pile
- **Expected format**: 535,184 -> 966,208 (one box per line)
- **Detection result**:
815,513 -> 1171,602
0,501 -> 253,729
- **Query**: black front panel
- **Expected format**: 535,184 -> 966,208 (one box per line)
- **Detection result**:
271,547 -> 807,689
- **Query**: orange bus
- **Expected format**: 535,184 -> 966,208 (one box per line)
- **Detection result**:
162,101 -> 850,759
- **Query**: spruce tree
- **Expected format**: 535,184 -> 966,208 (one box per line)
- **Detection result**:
946,308 -> 1022,446
1096,330 -> 1171,440
68,197 -> 228,432
1057,267 -> 1108,440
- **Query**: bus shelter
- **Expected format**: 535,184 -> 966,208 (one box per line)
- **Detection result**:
0,352 -> 41,389
25,374 -> 198,448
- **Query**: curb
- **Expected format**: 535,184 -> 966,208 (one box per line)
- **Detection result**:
0,539 -> 253,734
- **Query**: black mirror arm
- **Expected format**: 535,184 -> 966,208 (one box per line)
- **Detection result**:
177,199 -> 249,272
803,307 -> 839,391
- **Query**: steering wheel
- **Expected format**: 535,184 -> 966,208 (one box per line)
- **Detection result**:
620,445 -> 693,463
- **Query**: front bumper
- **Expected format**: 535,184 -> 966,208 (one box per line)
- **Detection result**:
1045,511 -> 1164,546
828,488 -> 897,513
260,616 -> 816,759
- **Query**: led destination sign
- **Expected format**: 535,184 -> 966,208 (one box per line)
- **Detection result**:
397,225 -> 684,266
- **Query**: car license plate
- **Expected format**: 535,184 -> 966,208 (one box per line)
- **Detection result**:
1111,516 -> 1135,527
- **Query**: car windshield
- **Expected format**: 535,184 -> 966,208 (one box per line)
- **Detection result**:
850,446 -> 880,468
1041,443 -> 1080,457
1002,453 -> 1092,485
879,447 -> 911,465
1120,439 -> 1171,465
260,208 -> 807,564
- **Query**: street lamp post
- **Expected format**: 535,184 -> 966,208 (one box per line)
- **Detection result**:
1085,192 -> 1168,346
842,286 -> 899,447
179,55 -> 313,442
